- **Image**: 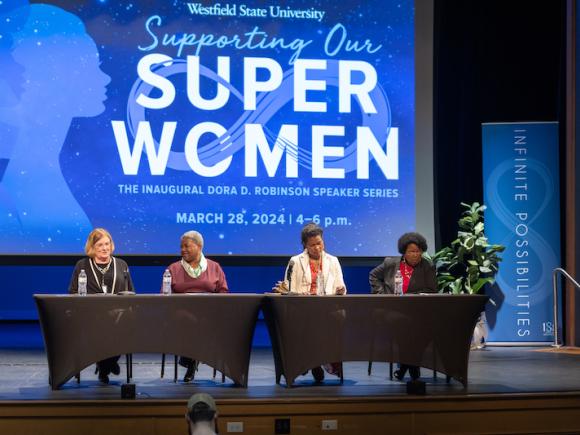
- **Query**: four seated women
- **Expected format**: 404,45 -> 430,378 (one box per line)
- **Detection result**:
68,227 -> 438,385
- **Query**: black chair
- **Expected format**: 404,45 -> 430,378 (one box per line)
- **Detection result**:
160,354 -> 178,382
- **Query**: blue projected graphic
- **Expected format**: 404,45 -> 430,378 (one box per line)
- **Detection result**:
0,0 -> 415,256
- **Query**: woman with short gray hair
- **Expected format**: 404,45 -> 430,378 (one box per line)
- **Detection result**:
163,230 -> 228,381
165,230 -> 227,294
181,230 -> 203,248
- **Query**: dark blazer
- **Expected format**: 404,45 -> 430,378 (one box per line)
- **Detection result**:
369,256 -> 437,294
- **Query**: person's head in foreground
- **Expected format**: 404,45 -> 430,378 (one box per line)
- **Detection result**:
186,392 -> 218,435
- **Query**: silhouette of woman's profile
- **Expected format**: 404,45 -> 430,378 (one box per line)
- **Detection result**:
0,4 -> 110,252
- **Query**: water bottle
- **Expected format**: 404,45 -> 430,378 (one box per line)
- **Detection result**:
78,269 -> 87,296
316,273 -> 324,295
394,269 -> 403,296
162,269 -> 172,295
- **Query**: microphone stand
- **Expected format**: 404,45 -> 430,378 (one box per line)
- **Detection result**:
286,262 -> 294,294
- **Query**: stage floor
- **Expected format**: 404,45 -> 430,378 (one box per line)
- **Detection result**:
1,346 -> 579,401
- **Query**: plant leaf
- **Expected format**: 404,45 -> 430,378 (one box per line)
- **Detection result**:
433,201 -> 505,295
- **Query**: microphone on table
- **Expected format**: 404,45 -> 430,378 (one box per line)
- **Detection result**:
118,269 -> 135,295
286,260 -> 294,294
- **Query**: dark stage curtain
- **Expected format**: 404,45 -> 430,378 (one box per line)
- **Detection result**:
433,0 -> 566,249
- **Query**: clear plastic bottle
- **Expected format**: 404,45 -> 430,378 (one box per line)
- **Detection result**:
162,269 -> 172,295
316,273 -> 324,296
394,269 -> 403,296
78,269 -> 88,296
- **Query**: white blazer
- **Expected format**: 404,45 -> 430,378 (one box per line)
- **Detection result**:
284,250 -> 347,295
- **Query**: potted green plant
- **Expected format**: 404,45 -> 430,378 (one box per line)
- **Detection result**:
431,202 -> 505,348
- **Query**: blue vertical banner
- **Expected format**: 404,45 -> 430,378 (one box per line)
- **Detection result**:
482,122 -> 560,342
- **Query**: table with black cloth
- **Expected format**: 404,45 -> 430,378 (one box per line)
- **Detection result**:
34,294 -> 262,390
262,293 -> 487,387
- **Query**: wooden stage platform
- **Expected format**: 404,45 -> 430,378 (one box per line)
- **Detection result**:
1,347 -> 580,434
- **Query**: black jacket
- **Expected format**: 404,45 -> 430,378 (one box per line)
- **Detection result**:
369,256 -> 437,294
68,257 -> 134,294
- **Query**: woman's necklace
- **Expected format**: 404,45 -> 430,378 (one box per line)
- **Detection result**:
93,258 -> 112,274
402,261 -> 414,280
90,258 -> 116,293
309,257 -> 321,271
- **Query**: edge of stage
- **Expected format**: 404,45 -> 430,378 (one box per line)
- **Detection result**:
1,346 -> 580,434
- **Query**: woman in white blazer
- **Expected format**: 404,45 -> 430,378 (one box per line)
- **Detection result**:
283,223 -> 347,295
274,223 -> 346,382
